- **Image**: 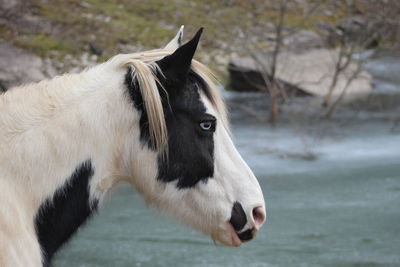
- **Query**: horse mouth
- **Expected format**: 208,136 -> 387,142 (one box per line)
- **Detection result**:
226,222 -> 242,247
238,227 -> 257,241
226,222 -> 259,247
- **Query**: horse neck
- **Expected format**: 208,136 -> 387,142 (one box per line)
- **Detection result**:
0,64 -> 139,212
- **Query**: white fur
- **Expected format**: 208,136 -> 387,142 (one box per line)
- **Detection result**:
164,25 -> 184,50
0,62 -> 138,266
0,32 -> 265,265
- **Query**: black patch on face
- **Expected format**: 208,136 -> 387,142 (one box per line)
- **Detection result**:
157,72 -> 215,189
35,160 -> 98,267
125,68 -> 215,189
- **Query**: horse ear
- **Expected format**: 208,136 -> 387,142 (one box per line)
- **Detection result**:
164,25 -> 184,50
157,28 -> 203,82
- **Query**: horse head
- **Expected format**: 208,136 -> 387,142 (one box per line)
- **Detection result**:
124,27 -> 266,246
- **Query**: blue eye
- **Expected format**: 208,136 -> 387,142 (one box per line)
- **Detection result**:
200,121 -> 214,131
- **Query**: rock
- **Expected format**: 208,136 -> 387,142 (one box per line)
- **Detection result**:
0,1 -> 52,33
0,40 -> 57,88
336,16 -> 368,40
325,16 -> 379,48
0,0 -> 18,10
0,80 -> 7,91
89,42 -> 103,56
283,30 -> 325,50
228,58 -> 310,97
228,57 -> 265,92
228,49 -> 372,100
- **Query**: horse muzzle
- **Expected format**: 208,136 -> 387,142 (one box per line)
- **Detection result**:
228,201 -> 266,246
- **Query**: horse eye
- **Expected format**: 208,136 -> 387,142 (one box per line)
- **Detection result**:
199,121 -> 215,132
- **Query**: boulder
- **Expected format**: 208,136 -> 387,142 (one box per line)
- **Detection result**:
228,49 -> 372,100
322,16 -> 380,48
228,57 -> 310,97
0,41 -> 56,89
283,30 -> 325,50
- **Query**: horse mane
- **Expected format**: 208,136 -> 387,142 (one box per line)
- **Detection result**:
110,49 -> 229,154
2,49 -> 228,155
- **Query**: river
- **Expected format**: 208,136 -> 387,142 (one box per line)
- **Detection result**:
53,54 -> 400,267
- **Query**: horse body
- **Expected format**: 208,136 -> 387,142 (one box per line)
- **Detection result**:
0,61 -> 135,266
0,28 -> 266,267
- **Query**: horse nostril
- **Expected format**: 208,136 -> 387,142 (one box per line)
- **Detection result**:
252,206 -> 266,229
229,201 -> 247,232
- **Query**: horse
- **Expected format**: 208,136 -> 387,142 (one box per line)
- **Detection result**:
0,26 -> 266,267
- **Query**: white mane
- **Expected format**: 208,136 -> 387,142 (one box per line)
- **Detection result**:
2,48 -> 227,153
110,50 -> 229,152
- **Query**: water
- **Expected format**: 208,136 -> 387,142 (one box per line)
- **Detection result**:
54,56 -> 400,267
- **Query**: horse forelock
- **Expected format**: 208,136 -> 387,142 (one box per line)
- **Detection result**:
111,49 -> 229,154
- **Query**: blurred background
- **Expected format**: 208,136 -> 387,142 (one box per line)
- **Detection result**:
1,0 -> 400,266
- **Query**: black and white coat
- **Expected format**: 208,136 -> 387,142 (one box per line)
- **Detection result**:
0,27 -> 265,267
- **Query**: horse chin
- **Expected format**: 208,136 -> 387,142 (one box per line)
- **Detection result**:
211,222 -> 242,247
